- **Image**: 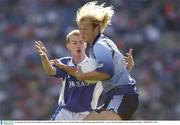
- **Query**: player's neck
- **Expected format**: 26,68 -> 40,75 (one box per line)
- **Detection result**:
72,54 -> 86,64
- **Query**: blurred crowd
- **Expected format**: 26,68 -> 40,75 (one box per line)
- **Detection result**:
0,0 -> 179,120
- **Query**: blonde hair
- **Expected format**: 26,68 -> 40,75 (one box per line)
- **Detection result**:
66,30 -> 80,43
76,1 -> 114,32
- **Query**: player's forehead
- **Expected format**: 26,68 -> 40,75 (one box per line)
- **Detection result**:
79,18 -> 93,27
69,34 -> 82,42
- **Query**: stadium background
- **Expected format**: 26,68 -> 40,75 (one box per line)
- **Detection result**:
0,0 -> 179,120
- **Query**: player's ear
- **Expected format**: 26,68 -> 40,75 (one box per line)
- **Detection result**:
84,42 -> 87,48
66,43 -> 71,50
94,25 -> 100,34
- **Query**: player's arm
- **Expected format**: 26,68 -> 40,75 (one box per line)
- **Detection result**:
124,49 -> 134,72
76,49 -> 135,82
75,69 -> 110,82
35,41 -> 56,76
75,44 -> 113,83
51,59 -> 109,80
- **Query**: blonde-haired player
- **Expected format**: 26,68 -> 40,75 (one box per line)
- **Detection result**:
75,1 -> 139,120
76,1 -> 114,33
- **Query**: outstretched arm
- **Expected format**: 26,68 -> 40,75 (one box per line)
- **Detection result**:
35,41 -> 56,76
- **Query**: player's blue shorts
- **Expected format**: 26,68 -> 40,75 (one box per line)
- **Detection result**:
95,84 -> 139,120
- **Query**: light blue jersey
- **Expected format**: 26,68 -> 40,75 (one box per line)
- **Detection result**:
89,34 -> 136,93
88,34 -> 139,119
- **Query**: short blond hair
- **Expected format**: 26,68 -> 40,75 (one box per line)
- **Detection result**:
66,30 -> 80,43
76,1 -> 114,32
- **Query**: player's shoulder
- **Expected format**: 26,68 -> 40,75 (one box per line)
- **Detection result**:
96,34 -> 113,44
58,56 -> 72,64
94,34 -> 114,50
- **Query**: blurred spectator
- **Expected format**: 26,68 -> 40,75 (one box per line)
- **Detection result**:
0,0 -> 179,120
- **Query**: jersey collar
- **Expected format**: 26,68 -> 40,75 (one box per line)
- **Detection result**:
91,33 -> 101,47
69,56 -> 88,67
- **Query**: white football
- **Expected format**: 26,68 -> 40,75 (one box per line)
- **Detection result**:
80,58 -> 98,83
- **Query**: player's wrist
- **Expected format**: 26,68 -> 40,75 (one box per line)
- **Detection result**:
40,54 -> 48,59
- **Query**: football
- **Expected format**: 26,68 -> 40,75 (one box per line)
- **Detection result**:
80,58 -> 99,83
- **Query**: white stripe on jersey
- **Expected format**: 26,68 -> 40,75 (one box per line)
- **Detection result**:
91,81 -> 103,109
58,78 -> 66,106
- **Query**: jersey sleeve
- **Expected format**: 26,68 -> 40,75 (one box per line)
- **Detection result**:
53,59 -> 66,78
93,42 -> 114,77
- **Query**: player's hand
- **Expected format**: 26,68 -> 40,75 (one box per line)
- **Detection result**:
124,49 -> 134,71
35,41 -> 48,57
50,59 -> 65,69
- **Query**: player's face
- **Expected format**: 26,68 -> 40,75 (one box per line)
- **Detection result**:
79,18 -> 99,44
66,35 -> 87,56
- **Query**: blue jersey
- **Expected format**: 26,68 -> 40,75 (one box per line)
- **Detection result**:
53,57 -> 102,113
89,34 -> 136,94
